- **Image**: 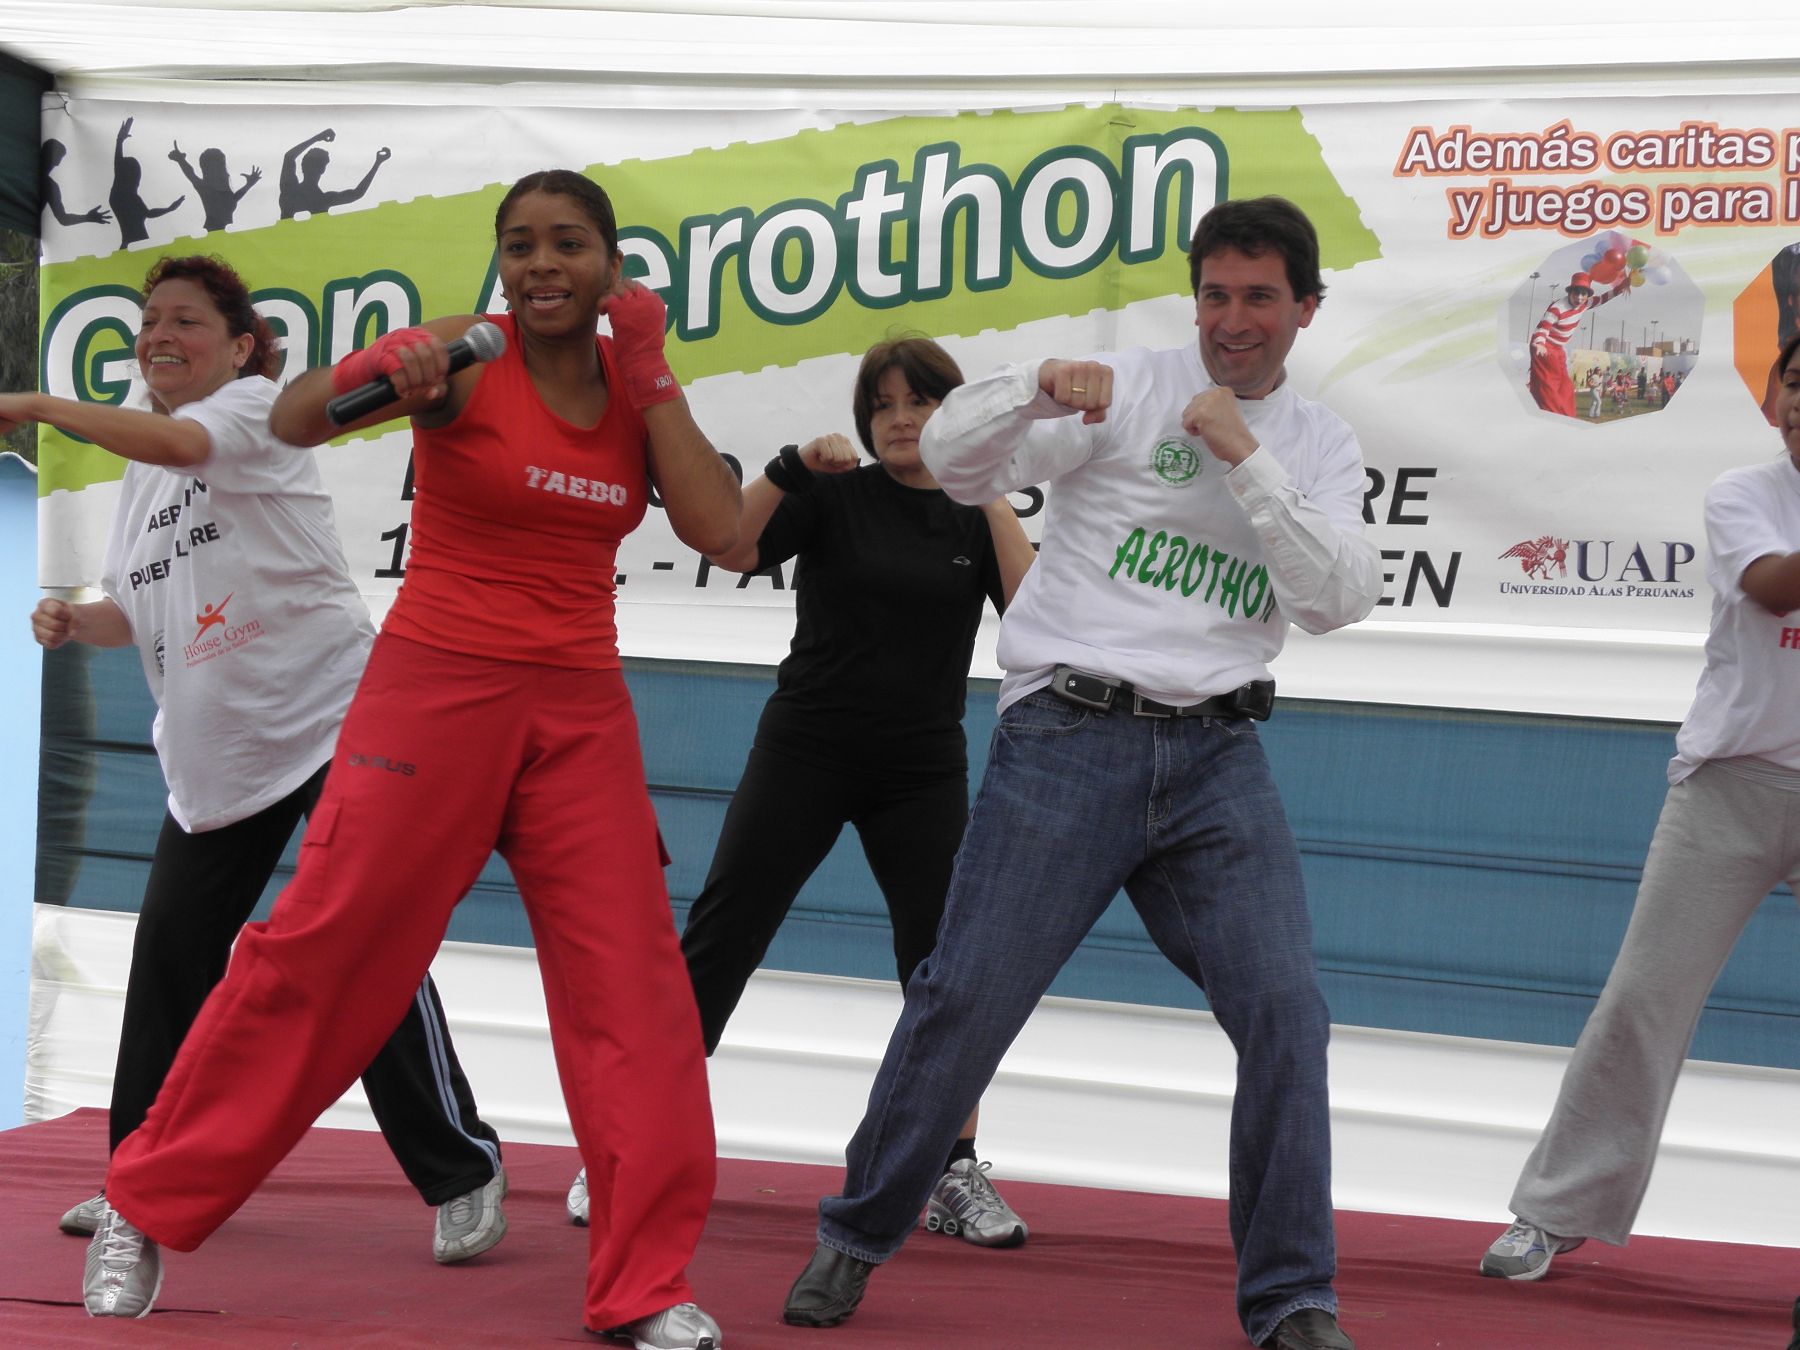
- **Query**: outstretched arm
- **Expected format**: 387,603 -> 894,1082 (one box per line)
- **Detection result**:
921,357 -> 1109,504
315,148 -> 391,210
168,143 -> 204,193
43,181 -> 108,228
706,434 -> 858,573
287,129 -> 332,161
346,147 -> 391,199
280,129 -> 330,197
1593,278 -> 1631,311
0,392 -> 209,468
269,315 -> 481,446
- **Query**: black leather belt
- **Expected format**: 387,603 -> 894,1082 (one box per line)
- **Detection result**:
1047,665 -> 1274,721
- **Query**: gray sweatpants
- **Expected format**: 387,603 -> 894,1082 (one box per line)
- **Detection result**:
1510,759 -> 1800,1245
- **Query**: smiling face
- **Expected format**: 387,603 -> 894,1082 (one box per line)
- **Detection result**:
135,278 -> 252,412
868,365 -> 942,486
1194,246 -> 1317,401
497,188 -> 619,339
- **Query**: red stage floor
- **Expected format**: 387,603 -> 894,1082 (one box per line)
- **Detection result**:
1,1110 -> 1792,1347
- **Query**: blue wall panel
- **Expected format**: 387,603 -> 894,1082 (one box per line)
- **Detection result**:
1,455 -> 41,1127
37,650 -> 1799,1068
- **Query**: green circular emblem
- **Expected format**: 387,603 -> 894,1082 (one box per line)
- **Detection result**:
1151,438 -> 1201,487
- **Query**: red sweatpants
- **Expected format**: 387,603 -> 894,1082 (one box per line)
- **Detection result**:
107,633 -> 716,1331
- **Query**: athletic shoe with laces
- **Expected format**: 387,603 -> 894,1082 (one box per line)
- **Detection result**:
60,1191 -> 107,1236
567,1166 -> 589,1226
83,1204 -> 162,1318
601,1300 -> 721,1349
923,1158 -> 1028,1248
1479,1218 -> 1586,1280
434,1167 -> 508,1264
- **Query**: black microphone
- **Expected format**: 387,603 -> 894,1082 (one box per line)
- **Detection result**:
325,321 -> 507,426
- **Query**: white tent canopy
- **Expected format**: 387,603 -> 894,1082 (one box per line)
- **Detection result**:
4,1 -> 1798,100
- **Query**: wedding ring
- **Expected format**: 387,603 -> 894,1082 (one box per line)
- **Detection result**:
1071,384 -> 1087,394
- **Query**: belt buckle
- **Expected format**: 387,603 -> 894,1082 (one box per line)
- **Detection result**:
1131,693 -> 1172,719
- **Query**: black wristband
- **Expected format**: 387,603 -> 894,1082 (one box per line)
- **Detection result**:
765,443 -> 815,494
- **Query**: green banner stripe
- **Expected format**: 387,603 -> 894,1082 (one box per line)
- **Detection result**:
39,103 -> 1374,497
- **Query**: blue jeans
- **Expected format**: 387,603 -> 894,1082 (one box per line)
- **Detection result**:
817,691 -> 1338,1345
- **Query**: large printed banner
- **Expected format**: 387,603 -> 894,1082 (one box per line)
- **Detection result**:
34,95 -> 1800,718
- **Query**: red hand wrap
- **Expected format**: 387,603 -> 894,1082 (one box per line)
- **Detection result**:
330,326 -> 434,395
600,283 -> 680,408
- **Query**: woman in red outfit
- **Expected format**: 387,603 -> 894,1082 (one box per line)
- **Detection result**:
87,170 -> 740,1350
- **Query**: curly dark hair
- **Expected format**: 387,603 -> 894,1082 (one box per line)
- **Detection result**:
140,255 -> 280,379
850,336 -> 965,458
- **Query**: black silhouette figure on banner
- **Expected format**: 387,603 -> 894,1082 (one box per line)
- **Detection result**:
168,142 -> 261,232
41,140 -> 112,229
279,129 -> 390,219
109,119 -> 184,248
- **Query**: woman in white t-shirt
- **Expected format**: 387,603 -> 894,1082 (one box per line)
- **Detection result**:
3,255 -> 508,1266
1479,332 -> 1800,1283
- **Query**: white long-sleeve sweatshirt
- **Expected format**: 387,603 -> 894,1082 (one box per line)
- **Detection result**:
921,345 -> 1383,712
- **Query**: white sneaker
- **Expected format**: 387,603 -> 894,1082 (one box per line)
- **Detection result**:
60,1191 -> 107,1236
923,1158 -> 1028,1248
1479,1219 -> 1586,1280
567,1167 -> 589,1226
604,1301 -> 721,1349
83,1205 -> 162,1317
433,1168 -> 508,1264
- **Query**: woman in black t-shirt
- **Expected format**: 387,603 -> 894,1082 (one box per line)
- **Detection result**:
566,337 -> 1035,1248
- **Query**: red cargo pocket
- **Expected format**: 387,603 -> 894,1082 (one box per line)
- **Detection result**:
303,796 -> 341,848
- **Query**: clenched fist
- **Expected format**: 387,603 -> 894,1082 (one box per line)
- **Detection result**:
797,433 -> 860,474
1181,387 -> 1259,466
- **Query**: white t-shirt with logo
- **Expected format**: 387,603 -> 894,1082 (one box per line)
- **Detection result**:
1670,455 -> 1800,782
100,376 -> 375,832
921,347 -> 1383,711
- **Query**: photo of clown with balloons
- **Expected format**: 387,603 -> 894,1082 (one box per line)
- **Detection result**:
1507,230 -> 1699,423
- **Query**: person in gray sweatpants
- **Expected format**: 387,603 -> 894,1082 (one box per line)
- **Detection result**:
1479,332 -> 1800,1282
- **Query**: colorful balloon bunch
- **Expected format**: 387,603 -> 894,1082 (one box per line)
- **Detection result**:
1580,230 -> 1672,288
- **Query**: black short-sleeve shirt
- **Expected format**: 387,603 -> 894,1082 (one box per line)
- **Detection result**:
753,463 -> 1004,776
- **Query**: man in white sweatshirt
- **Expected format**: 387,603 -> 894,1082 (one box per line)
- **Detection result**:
782,196 -> 1381,1350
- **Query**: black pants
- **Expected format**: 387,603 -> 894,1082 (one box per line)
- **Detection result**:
109,762 -> 500,1206
681,743 -> 968,1053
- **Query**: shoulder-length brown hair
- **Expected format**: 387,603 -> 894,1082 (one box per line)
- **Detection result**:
851,336 -> 964,458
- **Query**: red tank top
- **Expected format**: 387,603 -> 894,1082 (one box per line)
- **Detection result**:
384,312 -> 650,668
